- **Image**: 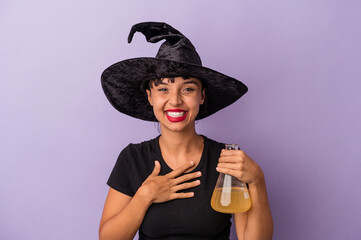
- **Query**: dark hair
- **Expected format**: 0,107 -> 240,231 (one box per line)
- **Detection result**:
146,77 -> 207,91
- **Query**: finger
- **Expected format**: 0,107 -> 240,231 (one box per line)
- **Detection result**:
173,171 -> 202,185
216,166 -> 243,179
221,149 -> 246,157
217,162 -> 243,171
150,161 -> 161,176
169,192 -> 194,200
173,180 -> 201,192
219,156 -> 244,163
168,161 -> 195,178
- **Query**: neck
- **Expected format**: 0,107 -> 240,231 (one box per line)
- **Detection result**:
159,126 -> 203,155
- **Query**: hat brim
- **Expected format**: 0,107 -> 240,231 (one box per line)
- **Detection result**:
101,58 -> 248,121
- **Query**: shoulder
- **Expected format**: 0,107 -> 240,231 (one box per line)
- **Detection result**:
203,135 -> 225,150
116,136 -> 159,166
202,135 -> 225,158
108,137 -> 159,193
123,136 -> 159,155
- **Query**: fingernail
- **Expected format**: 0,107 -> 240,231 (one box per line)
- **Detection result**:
197,171 -> 202,176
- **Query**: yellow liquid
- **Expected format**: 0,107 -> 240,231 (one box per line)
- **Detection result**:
211,187 -> 251,213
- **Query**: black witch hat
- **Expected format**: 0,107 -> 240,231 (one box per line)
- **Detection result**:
101,22 -> 248,121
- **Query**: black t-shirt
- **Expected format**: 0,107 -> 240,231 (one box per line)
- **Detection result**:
107,135 -> 232,240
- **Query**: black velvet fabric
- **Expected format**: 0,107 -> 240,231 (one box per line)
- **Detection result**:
101,22 -> 248,121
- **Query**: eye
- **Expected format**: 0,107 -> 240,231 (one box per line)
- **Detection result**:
157,88 -> 168,92
184,87 -> 195,92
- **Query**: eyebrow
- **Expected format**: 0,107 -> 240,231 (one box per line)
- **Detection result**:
158,82 -> 168,85
156,80 -> 199,86
183,80 -> 199,86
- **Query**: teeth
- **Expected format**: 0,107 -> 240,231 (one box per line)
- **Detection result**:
167,111 -> 185,117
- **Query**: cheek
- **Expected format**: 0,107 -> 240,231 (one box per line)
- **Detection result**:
151,100 -> 164,121
188,95 -> 203,111
151,97 -> 166,111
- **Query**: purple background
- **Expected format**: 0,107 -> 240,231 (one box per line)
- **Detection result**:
1,1 -> 360,239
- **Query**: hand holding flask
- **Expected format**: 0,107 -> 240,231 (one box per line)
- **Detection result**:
210,144 -> 251,213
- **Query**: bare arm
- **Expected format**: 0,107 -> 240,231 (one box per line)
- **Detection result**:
217,150 -> 274,240
99,188 -> 151,240
233,178 -> 273,240
99,161 -> 201,240
243,179 -> 273,240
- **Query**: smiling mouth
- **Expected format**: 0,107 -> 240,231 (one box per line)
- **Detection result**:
165,111 -> 186,117
165,110 -> 188,122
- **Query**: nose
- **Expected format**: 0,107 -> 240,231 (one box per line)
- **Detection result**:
169,91 -> 183,106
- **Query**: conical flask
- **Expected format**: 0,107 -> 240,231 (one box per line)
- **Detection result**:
211,144 -> 251,213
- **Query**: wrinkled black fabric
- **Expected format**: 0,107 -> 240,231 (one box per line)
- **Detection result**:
128,22 -> 184,45
101,22 -> 248,121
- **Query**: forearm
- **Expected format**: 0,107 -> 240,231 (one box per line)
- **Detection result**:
99,190 -> 152,240
244,178 -> 273,240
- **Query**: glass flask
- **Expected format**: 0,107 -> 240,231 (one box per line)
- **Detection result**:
210,144 -> 251,213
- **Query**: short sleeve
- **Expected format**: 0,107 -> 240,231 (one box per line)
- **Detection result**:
107,144 -> 135,196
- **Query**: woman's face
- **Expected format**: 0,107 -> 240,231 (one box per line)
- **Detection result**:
146,77 -> 205,133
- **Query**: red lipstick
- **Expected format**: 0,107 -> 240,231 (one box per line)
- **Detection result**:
165,109 -> 188,122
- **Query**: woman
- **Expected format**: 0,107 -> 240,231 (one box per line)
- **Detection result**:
99,22 -> 273,240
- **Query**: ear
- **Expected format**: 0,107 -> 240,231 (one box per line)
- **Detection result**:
200,88 -> 206,105
146,89 -> 153,106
